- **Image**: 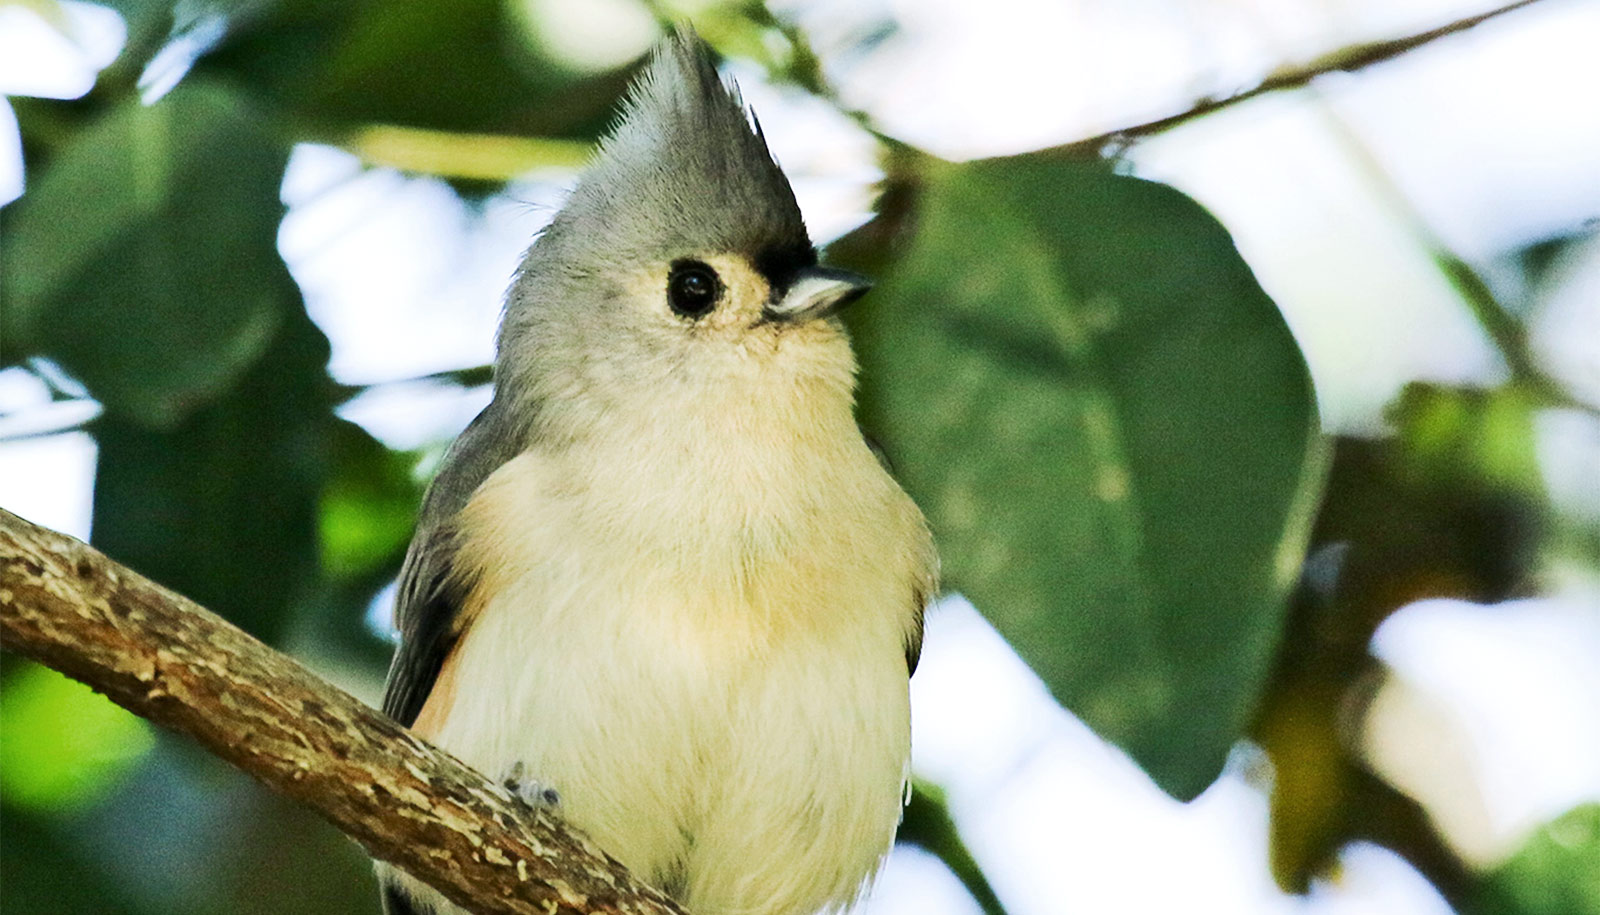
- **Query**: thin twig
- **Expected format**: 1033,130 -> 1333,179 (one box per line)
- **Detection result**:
1042,0 -> 1553,158
1313,97 -> 1600,420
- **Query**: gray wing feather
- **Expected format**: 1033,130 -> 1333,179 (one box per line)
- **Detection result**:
904,594 -> 926,678
382,400 -> 524,727
863,430 -> 927,678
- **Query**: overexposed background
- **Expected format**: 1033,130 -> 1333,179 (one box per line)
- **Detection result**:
3,1 -> 1598,912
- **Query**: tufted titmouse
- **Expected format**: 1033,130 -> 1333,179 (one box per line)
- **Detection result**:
376,30 -> 937,915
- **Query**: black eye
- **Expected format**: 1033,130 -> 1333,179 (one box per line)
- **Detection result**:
667,260 -> 722,319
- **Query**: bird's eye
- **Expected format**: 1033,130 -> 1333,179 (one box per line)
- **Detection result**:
667,260 -> 722,319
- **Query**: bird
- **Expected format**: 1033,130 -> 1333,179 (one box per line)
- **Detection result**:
375,29 -> 937,915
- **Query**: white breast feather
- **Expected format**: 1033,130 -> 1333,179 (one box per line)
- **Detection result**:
387,355 -> 934,915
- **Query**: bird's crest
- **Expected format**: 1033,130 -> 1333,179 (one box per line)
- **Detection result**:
552,28 -> 813,265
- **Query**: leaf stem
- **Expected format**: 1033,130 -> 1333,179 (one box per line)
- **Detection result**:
1313,99 -> 1600,419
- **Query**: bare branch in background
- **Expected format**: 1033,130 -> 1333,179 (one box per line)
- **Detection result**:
1039,0 -> 1552,157
1312,98 -> 1600,420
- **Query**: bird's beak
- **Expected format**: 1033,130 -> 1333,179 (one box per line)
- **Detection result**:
763,267 -> 872,324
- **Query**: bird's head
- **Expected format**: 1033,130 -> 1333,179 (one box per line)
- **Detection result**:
496,29 -> 870,440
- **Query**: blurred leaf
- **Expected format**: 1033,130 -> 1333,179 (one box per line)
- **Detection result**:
1255,426 -> 1543,895
1470,804 -> 1600,915
897,781 -> 1006,915
852,156 -> 1322,799
0,802 -> 143,915
0,662 -> 155,813
90,302 -> 335,644
301,419 -> 431,668
195,0 -> 634,140
94,0 -> 176,56
1390,383 -> 1542,497
1514,229 -> 1597,293
219,773 -> 387,915
344,124 -> 590,180
39,735 -> 382,915
2,80 -> 289,428
320,421 -> 422,581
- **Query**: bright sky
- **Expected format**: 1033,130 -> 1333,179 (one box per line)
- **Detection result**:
2,1 -> 1599,913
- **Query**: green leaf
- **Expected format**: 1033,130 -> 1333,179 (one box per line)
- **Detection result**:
852,156 -> 1322,799
320,420 -> 422,582
92,0 -> 174,58
0,662 -> 155,813
0,802 -> 144,915
194,0 -> 633,140
1390,382 -> 1542,497
898,780 -> 1007,915
1470,804 -> 1600,915
2,80 -> 289,427
90,303 -> 335,644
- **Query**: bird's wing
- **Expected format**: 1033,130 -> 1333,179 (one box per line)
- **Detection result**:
863,430 -> 929,678
904,588 -> 928,678
382,400 -> 524,727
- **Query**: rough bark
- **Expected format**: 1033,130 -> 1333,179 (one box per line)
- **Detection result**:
0,507 -> 685,915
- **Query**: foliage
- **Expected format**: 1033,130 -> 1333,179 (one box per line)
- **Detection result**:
848,154 -> 1318,798
4,81 -> 290,427
0,663 -> 154,811
1468,805 -> 1600,915
1,0 -> 1594,913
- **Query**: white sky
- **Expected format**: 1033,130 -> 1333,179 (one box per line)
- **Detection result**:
2,1 -> 1599,913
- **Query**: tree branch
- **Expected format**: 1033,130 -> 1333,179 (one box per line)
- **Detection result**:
0,507 -> 685,915
1046,0 -> 1553,157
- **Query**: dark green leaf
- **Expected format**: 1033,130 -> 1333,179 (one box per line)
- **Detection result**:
320,420 -> 422,582
852,157 -> 1322,798
90,301 -> 334,644
195,0 -> 632,139
898,781 -> 1007,915
94,0 -> 175,61
0,801 -> 144,915
3,80 -> 290,428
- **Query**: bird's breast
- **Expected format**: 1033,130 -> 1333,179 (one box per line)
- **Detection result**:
423,422 -> 927,913
457,421 -> 920,652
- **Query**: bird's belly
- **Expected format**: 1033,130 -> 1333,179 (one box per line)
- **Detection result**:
424,562 -> 911,915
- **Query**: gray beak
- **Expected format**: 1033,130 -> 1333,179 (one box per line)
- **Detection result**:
763,267 -> 872,324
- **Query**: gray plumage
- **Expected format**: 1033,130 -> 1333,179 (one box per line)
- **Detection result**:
379,28 -> 936,915
534,32 -> 811,265
382,29 -> 821,729
492,31 -> 819,440
381,401 -> 520,727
